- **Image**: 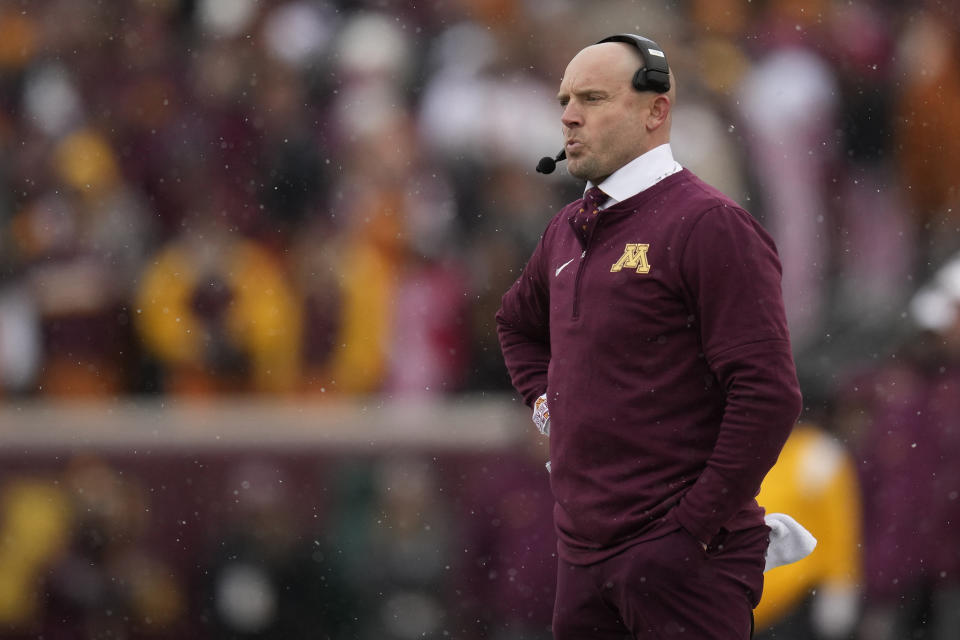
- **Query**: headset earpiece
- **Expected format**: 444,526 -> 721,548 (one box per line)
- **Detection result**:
597,34 -> 670,94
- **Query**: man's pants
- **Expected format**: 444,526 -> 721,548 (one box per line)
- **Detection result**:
553,525 -> 769,639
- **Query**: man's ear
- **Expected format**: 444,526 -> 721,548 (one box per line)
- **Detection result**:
646,94 -> 671,131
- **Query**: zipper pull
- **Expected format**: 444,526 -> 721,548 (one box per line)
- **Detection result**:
581,250 -> 586,258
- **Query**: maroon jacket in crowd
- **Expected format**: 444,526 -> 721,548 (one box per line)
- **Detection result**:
496,168 -> 802,565
846,357 -> 960,602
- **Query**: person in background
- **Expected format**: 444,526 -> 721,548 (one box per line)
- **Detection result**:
135,205 -> 302,395
497,34 -> 802,639
837,252 -> 960,640
753,420 -> 862,639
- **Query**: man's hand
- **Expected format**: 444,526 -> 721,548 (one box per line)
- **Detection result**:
533,394 -> 551,435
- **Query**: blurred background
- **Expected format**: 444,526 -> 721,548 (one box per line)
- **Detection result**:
1,0 -> 959,637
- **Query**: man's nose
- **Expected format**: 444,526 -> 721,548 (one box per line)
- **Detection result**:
561,103 -> 581,128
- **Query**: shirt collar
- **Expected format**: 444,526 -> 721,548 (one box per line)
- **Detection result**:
585,143 -> 683,207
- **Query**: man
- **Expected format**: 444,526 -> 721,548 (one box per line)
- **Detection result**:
496,35 -> 803,639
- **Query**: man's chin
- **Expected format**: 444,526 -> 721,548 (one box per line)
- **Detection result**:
566,160 -> 591,181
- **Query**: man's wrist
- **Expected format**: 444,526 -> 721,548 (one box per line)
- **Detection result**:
532,393 -> 551,435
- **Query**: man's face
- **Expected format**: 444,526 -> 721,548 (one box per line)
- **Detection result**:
557,43 -> 652,183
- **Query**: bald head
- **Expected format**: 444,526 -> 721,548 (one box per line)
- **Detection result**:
556,41 -> 675,182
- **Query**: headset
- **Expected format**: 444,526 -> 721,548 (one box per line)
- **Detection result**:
536,34 -> 671,174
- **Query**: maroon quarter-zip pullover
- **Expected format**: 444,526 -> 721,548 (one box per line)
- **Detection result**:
496,168 -> 802,565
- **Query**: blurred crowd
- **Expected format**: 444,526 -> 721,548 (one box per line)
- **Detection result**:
2,0 -> 960,637
0,0 -> 576,399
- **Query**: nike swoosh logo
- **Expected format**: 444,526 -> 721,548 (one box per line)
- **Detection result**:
555,258 -> 576,277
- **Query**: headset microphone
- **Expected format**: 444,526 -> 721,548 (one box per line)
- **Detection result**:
536,149 -> 566,174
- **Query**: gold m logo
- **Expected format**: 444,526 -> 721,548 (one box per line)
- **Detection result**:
610,244 -> 651,274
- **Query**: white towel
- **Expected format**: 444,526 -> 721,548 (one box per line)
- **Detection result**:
764,512 -> 817,572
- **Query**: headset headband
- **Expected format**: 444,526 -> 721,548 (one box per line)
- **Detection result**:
596,34 -> 670,94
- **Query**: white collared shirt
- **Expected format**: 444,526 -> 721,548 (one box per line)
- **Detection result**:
585,143 -> 683,210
